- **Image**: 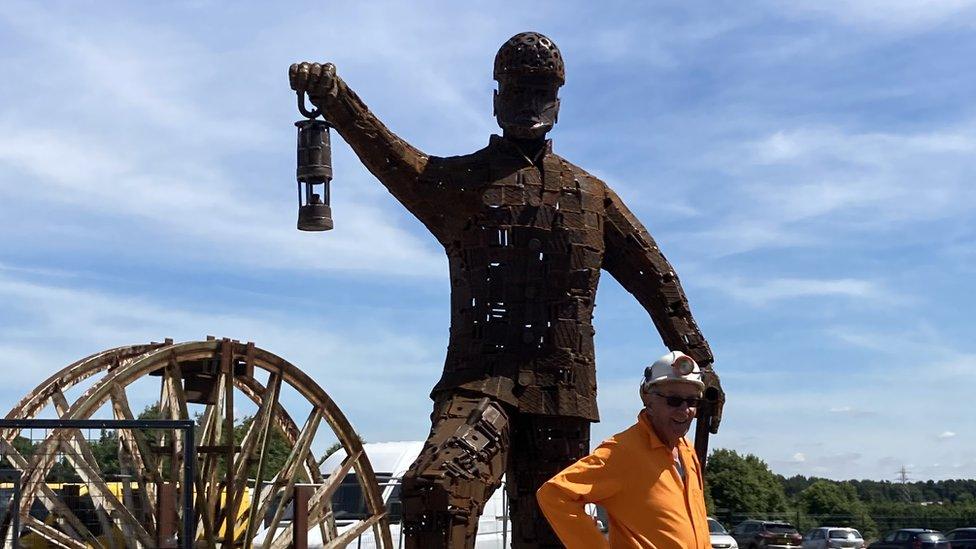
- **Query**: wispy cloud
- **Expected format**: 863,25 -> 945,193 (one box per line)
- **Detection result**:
938,431 -> 956,439
682,124 -> 976,256
0,0 -> 448,279
700,275 -> 886,307
0,269 -> 445,441
771,0 -> 976,31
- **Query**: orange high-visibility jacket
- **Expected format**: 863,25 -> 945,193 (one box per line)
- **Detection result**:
536,412 -> 710,549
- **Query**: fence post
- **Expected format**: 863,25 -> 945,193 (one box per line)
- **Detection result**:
0,470 -> 23,549
158,482 -> 178,548
294,485 -> 312,549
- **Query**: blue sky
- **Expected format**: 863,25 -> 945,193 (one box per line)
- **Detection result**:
1,1 -> 974,481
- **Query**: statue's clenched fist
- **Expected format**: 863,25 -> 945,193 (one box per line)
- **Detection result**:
289,62 -> 337,109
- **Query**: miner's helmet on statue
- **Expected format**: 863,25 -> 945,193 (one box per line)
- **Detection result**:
493,32 -> 564,140
640,351 -> 705,406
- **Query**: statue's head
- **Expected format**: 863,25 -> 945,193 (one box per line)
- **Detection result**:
493,32 -> 564,140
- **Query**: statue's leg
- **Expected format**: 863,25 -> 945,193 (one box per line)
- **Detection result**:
401,391 -> 511,549
506,414 -> 590,548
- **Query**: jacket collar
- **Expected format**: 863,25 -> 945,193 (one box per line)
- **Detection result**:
489,134 -> 553,165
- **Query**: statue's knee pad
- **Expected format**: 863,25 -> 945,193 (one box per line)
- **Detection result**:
401,475 -> 454,534
402,397 -> 510,535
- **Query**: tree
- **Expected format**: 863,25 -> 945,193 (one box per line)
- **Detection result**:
706,449 -> 788,515
798,480 -> 876,537
233,415 -> 292,481
319,435 -> 366,468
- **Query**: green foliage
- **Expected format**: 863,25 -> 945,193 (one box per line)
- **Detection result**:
798,480 -> 876,537
702,450 -> 976,539
233,415 -> 291,481
318,436 -> 366,470
88,429 -> 121,477
706,449 -> 789,514
0,436 -> 33,469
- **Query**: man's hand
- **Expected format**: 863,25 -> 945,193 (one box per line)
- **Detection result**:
289,61 -> 337,110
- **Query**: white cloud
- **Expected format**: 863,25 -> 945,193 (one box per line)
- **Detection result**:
792,453 -> 806,463
830,326 -> 976,378
772,0 -> 976,31
685,124 -> 976,256
700,275 -> 885,307
938,431 -> 956,439
0,126 -> 444,278
0,269 -> 444,442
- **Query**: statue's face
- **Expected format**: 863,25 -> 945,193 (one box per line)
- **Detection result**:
494,75 -> 561,140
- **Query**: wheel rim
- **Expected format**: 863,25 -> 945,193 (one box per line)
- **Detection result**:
4,338 -> 393,549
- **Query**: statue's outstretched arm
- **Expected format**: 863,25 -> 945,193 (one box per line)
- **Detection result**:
602,186 -> 712,365
290,62 -> 431,215
602,186 -> 724,437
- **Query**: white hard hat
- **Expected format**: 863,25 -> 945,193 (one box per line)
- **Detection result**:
640,351 -> 704,392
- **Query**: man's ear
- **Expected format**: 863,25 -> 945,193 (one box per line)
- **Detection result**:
492,89 -> 499,117
640,390 -> 653,408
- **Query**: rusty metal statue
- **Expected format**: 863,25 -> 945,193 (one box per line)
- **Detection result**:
290,31 -> 724,549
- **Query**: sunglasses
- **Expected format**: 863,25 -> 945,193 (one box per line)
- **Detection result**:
653,393 -> 702,408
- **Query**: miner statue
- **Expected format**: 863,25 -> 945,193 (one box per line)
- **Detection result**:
290,31 -> 724,549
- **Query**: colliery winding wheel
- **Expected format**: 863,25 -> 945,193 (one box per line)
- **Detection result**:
1,338 -> 393,548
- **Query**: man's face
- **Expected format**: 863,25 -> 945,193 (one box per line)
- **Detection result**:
494,75 -> 561,140
644,382 -> 702,446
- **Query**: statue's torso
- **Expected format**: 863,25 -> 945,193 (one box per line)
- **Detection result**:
420,136 -> 606,420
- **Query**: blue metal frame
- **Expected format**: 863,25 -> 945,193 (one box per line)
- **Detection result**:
0,418 -> 196,547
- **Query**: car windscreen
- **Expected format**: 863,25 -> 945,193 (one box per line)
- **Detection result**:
708,519 -> 728,534
765,524 -> 798,534
829,530 -> 861,539
917,533 -> 946,541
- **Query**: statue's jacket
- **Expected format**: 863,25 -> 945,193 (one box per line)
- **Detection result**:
322,77 -> 716,422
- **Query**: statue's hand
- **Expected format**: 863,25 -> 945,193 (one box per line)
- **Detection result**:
289,61 -> 337,110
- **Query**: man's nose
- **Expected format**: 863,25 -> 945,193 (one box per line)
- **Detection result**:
527,94 -> 548,110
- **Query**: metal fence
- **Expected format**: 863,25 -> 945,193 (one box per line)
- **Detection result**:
711,509 -> 976,542
0,418 -> 195,548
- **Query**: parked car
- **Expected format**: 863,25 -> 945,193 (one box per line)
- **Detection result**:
945,527 -> 976,549
801,527 -> 864,549
867,529 -> 949,548
709,517 -> 739,548
731,520 -> 803,548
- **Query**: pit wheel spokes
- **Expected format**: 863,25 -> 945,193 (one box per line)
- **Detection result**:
3,338 -> 392,549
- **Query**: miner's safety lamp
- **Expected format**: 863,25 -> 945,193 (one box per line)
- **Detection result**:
295,93 -> 334,231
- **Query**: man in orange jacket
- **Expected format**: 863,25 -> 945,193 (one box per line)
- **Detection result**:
536,351 -> 711,549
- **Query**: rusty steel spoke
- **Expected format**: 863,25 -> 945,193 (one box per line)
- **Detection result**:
306,449 -> 362,537
259,408 -> 323,549
238,374 -> 282,549
109,384 -> 159,534
24,515 -> 88,549
0,437 -> 97,545
56,432 -> 155,548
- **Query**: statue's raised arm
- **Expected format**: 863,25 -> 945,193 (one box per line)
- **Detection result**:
289,62 -> 433,224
